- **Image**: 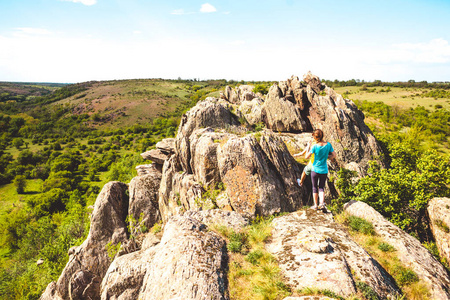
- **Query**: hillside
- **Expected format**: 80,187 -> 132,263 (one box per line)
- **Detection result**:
0,75 -> 449,300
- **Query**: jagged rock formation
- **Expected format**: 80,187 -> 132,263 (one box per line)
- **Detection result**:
344,200 -> 450,300
428,197 -> 450,266
266,210 -> 401,298
42,73 -> 450,300
41,182 -> 129,300
128,170 -> 162,229
100,215 -> 229,300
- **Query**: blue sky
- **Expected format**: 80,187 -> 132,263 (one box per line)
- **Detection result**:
1,0 -> 450,83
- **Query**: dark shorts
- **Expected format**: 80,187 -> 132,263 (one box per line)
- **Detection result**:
311,171 -> 327,194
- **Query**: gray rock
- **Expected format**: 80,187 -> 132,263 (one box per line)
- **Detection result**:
266,210 -> 401,299
344,200 -> 450,300
238,98 -> 264,126
129,171 -> 162,230
40,281 -> 63,300
428,197 -> 450,264
135,164 -> 159,176
140,148 -> 171,165
41,182 -> 129,300
176,98 -> 240,174
102,215 -> 230,300
262,84 -> 307,132
155,138 -> 175,154
183,209 -> 250,232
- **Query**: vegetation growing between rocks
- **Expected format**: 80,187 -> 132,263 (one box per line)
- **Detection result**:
336,213 -> 430,299
212,216 -> 292,300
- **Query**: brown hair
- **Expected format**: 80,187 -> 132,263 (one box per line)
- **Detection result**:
312,129 -> 324,142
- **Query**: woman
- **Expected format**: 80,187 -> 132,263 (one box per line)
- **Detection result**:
305,129 -> 336,211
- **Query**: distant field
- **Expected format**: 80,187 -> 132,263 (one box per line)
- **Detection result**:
334,86 -> 450,110
54,79 -> 210,129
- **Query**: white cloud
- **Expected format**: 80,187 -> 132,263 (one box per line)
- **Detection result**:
170,9 -> 195,15
61,0 -> 97,6
14,28 -> 52,36
200,3 -> 217,13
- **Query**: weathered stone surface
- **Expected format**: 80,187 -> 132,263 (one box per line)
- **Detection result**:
184,209 -> 250,232
217,134 -> 298,218
266,210 -> 401,299
303,71 -> 324,94
222,85 -> 255,104
140,148 -> 170,165
176,98 -> 240,174
146,215 -> 229,299
238,97 -> 264,126
155,137 -> 175,154
189,128 -> 224,188
101,242 -> 160,300
258,130 -> 308,210
135,164 -> 159,176
129,171 -> 162,230
344,200 -> 450,300
428,197 -> 450,264
158,156 -> 203,222
40,281 -> 63,300
42,182 -> 129,300
262,84 -> 307,132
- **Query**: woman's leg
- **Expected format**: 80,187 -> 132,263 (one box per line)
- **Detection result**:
311,171 -> 320,208
317,173 -> 327,207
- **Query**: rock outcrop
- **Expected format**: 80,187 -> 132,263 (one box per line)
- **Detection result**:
41,181 -> 129,300
344,200 -> 450,300
427,197 -> 450,265
43,73 -> 413,300
267,210 -> 401,299
101,214 -> 229,300
128,169 -> 162,229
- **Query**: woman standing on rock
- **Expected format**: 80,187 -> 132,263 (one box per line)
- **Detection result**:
305,129 -> 336,211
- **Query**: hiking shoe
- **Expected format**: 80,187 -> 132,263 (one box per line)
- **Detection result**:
311,205 -> 318,210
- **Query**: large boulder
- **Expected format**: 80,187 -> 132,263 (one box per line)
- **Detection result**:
128,170 -> 162,230
260,73 -> 385,176
267,210 -> 401,299
101,215 -> 229,300
427,197 -> 450,266
41,181 -> 129,300
344,200 -> 450,300
262,84 -> 307,132
176,98 -> 241,174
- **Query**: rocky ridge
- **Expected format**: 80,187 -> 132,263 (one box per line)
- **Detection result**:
41,73 -> 450,300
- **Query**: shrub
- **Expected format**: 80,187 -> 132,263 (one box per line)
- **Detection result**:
227,231 -> 248,253
355,281 -> 378,300
347,215 -> 375,235
378,242 -> 396,252
13,175 -> 27,194
393,265 -> 419,286
245,249 -> 264,265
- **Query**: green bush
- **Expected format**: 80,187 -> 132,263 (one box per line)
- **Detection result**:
378,242 -> 396,252
355,281 -> 378,300
347,215 -> 375,235
227,231 -> 248,253
393,265 -> 419,286
245,249 -> 264,265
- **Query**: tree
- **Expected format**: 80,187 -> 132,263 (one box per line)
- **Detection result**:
12,138 -> 24,150
13,175 -> 27,194
354,143 -> 450,240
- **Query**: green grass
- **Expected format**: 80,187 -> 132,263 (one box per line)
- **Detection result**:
334,86 -> 450,110
0,180 -> 43,217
